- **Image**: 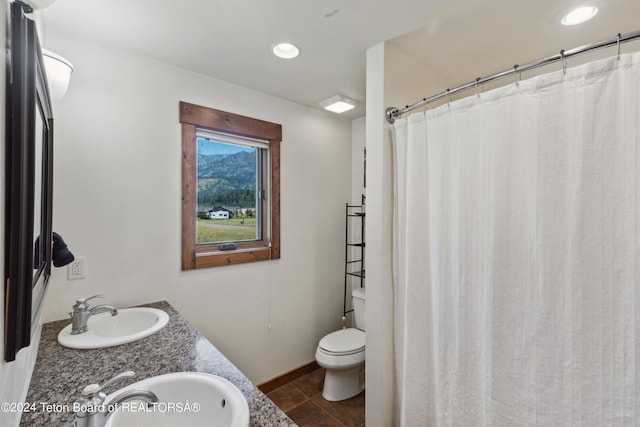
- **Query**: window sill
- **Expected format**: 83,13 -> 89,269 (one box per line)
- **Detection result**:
194,246 -> 273,268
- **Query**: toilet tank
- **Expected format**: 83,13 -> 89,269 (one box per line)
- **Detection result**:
352,287 -> 366,331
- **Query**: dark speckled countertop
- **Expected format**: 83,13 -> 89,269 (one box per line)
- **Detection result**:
20,301 -> 296,426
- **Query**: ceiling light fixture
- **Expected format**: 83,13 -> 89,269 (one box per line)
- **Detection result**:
272,42 -> 300,59
42,50 -> 74,102
319,95 -> 357,114
561,6 -> 598,26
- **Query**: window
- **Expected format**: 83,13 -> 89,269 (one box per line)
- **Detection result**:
196,131 -> 263,244
180,101 -> 281,269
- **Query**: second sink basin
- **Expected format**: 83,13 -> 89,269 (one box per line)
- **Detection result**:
104,372 -> 250,427
57,307 -> 169,349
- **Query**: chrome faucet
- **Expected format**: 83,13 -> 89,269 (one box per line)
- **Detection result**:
71,371 -> 158,427
69,294 -> 118,335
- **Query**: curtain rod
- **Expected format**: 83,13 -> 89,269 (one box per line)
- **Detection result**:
385,29 -> 640,124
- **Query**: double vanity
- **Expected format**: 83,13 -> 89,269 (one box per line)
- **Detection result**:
20,301 -> 295,427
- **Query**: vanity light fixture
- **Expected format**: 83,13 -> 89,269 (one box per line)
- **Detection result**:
272,42 -> 300,59
319,95 -> 357,114
42,49 -> 74,102
51,232 -> 75,267
22,0 -> 59,10
561,6 -> 598,26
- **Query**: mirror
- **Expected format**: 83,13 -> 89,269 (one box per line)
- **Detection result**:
4,2 -> 54,362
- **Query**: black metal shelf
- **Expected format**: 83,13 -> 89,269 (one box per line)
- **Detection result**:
344,195 -> 365,318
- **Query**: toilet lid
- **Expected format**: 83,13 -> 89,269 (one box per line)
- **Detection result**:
319,328 -> 365,355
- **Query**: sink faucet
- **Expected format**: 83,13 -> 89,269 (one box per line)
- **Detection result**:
71,370 -> 158,427
70,294 -> 118,335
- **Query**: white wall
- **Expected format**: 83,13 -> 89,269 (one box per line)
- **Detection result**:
364,42 -> 450,427
351,117 -> 366,204
40,31 -> 353,385
364,43 -> 395,427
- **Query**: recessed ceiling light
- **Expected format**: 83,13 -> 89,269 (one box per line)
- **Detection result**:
319,95 -> 357,114
272,43 -> 300,59
561,6 -> 598,26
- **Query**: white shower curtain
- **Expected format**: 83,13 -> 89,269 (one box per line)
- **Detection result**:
391,52 -> 640,427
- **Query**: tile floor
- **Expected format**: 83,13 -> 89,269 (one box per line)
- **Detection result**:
266,368 -> 365,427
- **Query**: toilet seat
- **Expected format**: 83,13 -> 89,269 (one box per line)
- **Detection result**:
318,328 -> 365,356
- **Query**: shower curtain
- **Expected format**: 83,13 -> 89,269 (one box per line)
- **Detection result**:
391,52 -> 640,426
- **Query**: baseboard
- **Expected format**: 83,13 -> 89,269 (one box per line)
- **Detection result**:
257,361 -> 320,394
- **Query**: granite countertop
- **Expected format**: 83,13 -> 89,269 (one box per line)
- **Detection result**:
21,300 -> 295,426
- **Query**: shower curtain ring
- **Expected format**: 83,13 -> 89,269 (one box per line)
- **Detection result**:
617,33 -> 622,58
475,77 -> 481,96
560,49 -> 567,74
513,65 -> 519,84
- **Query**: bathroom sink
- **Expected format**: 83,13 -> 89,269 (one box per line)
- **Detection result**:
104,372 -> 250,427
57,307 -> 169,349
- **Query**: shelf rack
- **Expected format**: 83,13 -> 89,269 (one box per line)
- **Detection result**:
344,195 -> 365,318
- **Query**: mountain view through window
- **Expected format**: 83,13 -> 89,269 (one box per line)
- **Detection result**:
196,137 -> 260,244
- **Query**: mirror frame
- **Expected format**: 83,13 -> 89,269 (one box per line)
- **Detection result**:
4,1 -> 54,362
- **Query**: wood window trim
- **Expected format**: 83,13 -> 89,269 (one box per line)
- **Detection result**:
180,101 -> 281,269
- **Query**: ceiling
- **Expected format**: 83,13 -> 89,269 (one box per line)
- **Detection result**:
35,0 -> 640,120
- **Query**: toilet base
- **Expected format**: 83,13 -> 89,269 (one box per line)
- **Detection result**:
321,364 -> 365,401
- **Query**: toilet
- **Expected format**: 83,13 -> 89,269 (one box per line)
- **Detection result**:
315,287 -> 366,401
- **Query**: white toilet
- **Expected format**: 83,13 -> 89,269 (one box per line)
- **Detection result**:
315,287 -> 366,401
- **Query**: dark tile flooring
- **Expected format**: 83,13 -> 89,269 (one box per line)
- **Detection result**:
266,368 -> 365,427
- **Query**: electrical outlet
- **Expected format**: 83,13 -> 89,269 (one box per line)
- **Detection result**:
67,257 -> 87,280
